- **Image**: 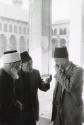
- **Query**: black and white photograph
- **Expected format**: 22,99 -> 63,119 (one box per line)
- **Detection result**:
0,0 -> 84,125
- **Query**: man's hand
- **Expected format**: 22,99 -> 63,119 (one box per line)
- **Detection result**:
16,100 -> 23,111
45,75 -> 52,83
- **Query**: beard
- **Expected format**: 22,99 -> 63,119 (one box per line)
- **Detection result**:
11,68 -> 19,79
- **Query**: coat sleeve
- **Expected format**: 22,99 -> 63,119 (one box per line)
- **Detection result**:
63,67 -> 83,92
0,76 -> 3,109
36,70 -> 50,91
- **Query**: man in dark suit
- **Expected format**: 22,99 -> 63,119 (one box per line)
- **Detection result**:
15,51 -> 52,125
51,47 -> 83,125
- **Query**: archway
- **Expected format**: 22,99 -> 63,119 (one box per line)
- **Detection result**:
52,38 -> 58,57
54,28 -> 57,35
9,35 -> 17,50
0,34 -> 7,57
60,38 -> 66,47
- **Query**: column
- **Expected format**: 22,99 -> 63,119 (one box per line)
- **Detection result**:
81,0 -> 84,68
41,0 -> 52,75
69,0 -> 82,67
29,0 -> 42,72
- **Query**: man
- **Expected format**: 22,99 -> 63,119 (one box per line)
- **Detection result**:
15,51 -> 52,125
0,50 -> 21,125
51,47 -> 83,125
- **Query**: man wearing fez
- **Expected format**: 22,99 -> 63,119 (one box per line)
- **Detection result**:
15,51 -> 52,125
51,47 -> 83,125
0,50 -> 21,125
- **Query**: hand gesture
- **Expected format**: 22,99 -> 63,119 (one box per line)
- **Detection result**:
45,74 -> 52,83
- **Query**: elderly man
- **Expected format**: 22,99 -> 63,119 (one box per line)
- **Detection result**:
0,50 -> 21,125
51,47 -> 83,125
15,51 -> 52,125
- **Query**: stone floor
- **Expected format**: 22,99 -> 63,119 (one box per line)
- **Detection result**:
37,117 -> 53,125
38,78 -> 55,119
37,78 -> 55,125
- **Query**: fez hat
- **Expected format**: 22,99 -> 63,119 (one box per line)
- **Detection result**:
1,50 -> 21,64
20,51 -> 32,63
54,47 -> 68,58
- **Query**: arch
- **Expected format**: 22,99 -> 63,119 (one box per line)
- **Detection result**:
19,36 -> 26,53
54,28 -> 57,35
64,28 -> 67,34
52,38 -> 58,46
9,35 -> 17,50
52,38 -> 58,57
0,34 -> 7,57
60,38 -> 66,47
60,28 -> 64,35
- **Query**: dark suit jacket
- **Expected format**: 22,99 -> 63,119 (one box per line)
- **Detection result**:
15,69 -> 50,121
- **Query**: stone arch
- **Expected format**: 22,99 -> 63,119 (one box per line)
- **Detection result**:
19,36 -> 26,53
0,34 -> 7,57
54,28 -> 57,35
52,38 -> 58,47
52,38 -> 58,57
60,38 -> 66,47
64,28 -> 67,34
60,28 -> 64,35
9,35 -> 17,50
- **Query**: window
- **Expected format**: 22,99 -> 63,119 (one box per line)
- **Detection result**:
9,24 -> 12,33
0,23 -> 2,31
14,25 -> 17,33
19,26 -> 22,34
60,38 -> 66,47
4,24 -> 7,32
64,28 -> 67,34
54,28 -> 57,35
23,27 -> 26,34
60,28 -> 63,35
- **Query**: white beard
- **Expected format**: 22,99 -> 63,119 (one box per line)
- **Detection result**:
11,68 -> 19,79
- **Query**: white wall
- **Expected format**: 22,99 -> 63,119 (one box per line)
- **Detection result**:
69,0 -> 82,66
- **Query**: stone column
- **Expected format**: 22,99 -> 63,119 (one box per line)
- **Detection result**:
69,0 -> 82,67
29,0 -> 52,74
41,0 -> 52,75
29,0 -> 42,72
81,0 -> 84,68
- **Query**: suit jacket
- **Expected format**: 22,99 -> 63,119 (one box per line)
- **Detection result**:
15,69 -> 50,121
51,62 -> 83,125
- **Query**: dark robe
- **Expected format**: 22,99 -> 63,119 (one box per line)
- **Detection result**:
15,69 -> 50,125
0,69 -> 20,125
